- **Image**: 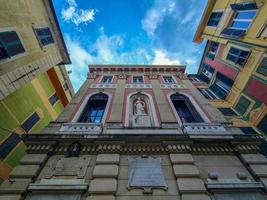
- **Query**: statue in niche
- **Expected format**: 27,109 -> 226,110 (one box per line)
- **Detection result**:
134,97 -> 146,115
132,97 -> 151,127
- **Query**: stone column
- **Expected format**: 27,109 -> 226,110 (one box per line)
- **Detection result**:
0,154 -> 47,200
108,75 -> 126,123
169,153 -> 211,200
150,78 -> 176,123
88,154 -> 120,200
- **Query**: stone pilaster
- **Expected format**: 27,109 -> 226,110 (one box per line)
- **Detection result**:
151,79 -> 176,123
108,76 -> 126,123
87,154 -> 120,199
169,153 -> 211,200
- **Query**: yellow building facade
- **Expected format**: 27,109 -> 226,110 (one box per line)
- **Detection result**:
0,0 -> 74,182
192,0 -> 267,144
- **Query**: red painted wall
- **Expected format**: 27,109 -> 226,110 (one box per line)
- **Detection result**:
245,78 -> 267,105
204,58 -> 238,80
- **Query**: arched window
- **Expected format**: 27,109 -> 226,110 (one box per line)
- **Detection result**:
78,93 -> 108,123
170,94 -> 204,123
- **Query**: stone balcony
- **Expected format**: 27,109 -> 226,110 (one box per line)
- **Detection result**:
59,123 -> 102,134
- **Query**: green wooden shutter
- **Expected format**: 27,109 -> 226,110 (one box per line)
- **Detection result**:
234,96 -> 251,115
257,58 -> 267,76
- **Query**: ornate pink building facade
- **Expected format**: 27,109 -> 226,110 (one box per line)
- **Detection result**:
1,65 -> 267,200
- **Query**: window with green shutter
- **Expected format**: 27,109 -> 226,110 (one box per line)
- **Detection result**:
256,57 -> 267,76
234,96 -> 251,115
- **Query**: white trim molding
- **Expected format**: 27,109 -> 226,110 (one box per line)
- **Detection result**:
89,83 -> 117,89
71,91 -> 112,124
160,83 -> 186,89
125,91 -> 160,127
167,92 -> 211,127
125,84 -> 152,89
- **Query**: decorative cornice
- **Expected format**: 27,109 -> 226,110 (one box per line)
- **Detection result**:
23,134 -> 263,155
89,83 -> 117,89
160,84 -> 186,89
125,84 -> 152,89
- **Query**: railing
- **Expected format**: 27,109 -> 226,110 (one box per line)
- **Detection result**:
59,123 -> 102,134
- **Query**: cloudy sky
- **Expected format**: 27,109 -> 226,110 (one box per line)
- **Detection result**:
53,0 -> 208,91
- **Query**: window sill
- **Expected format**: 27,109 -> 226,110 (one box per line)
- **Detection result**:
0,52 -> 28,65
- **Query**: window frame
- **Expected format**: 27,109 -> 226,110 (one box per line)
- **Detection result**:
132,75 -> 144,84
33,26 -> 55,49
49,93 -> 59,106
234,95 -> 254,116
226,46 -> 250,66
100,75 -> 113,84
72,92 -> 112,123
77,93 -> 109,123
230,9 -> 257,31
256,56 -> 267,77
207,11 -> 223,27
207,41 -> 219,60
163,76 -> 176,84
0,132 -> 21,160
21,111 -> 40,132
0,27 -> 27,64
168,93 -> 210,125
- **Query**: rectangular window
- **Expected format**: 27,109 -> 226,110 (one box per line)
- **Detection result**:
0,31 -> 25,60
230,10 -> 257,30
35,27 -> 54,46
133,76 -> 143,84
234,96 -> 251,115
0,133 -> 21,160
21,112 -> 40,132
163,76 -> 175,84
221,3 -> 257,38
209,72 -> 234,99
218,107 -> 238,116
202,64 -> 214,79
207,41 -> 219,60
207,12 -> 223,27
199,88 -> 218,99
256,57 -> 267,76
49,93 -> 59,106
101,76 -> 113,83
63,82 -> 69,91
226,47 -> 249,66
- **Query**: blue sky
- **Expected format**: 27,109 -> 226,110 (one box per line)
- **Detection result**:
53,0 -> 208,91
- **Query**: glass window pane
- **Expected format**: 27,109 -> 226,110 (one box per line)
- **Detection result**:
227,54 -> 237,62
231,21 -> 250,29
229,47 -> 240,55
90,110 -> 97,117
94,117 -> 101,123
235,11 -> 256,20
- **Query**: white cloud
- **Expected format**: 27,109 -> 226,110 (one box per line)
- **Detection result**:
61,0 -> 96,26
181,10 -> 196,25
152,49 -> 181,65
65,28 -> 153,91
141,0 -> 176,36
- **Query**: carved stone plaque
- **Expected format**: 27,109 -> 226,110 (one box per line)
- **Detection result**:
128,156 -> 167,193
45,155 -> 90,178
